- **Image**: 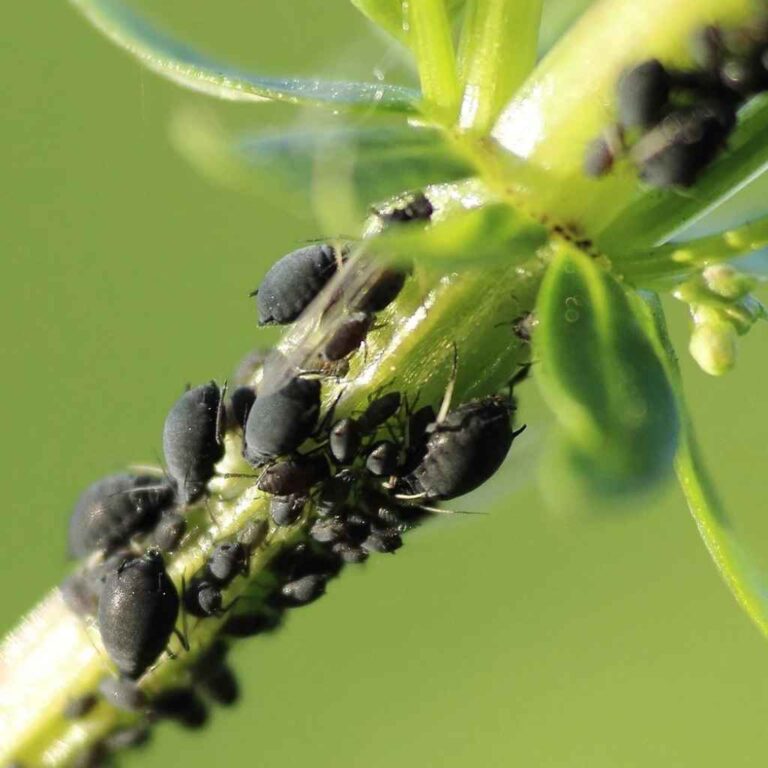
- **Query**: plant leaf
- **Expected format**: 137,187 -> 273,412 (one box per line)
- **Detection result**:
637,292 -> 768,640
457,0 -> 542,133
534,244 -> 679,490
69,0 -> 421,112
170,112 -> 474,227
351,0 -> 467,45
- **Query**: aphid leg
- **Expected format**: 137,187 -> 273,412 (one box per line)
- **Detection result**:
173,628 -> 190,652
512,424 -> 528,439
315,389 -> 346,437
436,343 -> 459,425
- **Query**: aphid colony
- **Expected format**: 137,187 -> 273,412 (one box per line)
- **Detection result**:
55,192 -> 526,767
584,19 -> 768,187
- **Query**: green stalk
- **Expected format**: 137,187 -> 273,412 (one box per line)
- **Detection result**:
457,0 -> 542,134
407,0 -> 461,121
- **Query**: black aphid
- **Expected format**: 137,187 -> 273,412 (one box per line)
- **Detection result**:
184,579 -> 224,618
163,381 -> 225,505
270,494 -> 306,526
316,472 -> 353,514
273,542 -> 342,580
279,574 -> 327,606
353,267 -> 410,313
153,510 -> 187,552
406,396 -> 522,501
222,611 -> 282,638
63,694 -> 98,720
151,688 -> 208,729
207,542 -> 248,585
104,725 -> 151,751
71,744 -> 108,768
61,572 -> 99,617
329,418 -> 362,464
99,676 -> 147,713
97,550 -> 180,679
365,440 -> 399,477
257,456 -> 329,497
359,392 -> 402,432
362,529 -> 403,554
198,663 -> 239,706
310,517 -> 346,544
617,59 -> 671,129
253,243 -> 342,326
332,542 -> 369,564
243,377 -> 321,466
68,473 -> 174,558
229,386 -> 256,430
321,312 -> 374,362
377,192 -> 434,224
636,102 -> 735,187
231,347 -> 269,387
236,518 -> 269,550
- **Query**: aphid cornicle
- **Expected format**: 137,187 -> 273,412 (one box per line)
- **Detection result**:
97,550 -> 180,679
162,381 -> 225,505
405,396 -> 523,501
253,243 -> 342,326
68,473 -> 174,558
242,377 -> 321,466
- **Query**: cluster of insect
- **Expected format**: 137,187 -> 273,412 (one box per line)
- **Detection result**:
52,192 -> 527,768
584,19 -> 768,187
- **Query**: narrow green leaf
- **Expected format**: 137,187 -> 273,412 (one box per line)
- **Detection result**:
367,202 -> 548,267
638,293 -> 768,640
351,0 -> 467,44
407,0 -> 461,120
170,112 -> 474,228
69,0 -> 420,112
618,212 -> 768,285
457,0 -> 542,133
534,245 -> 679,490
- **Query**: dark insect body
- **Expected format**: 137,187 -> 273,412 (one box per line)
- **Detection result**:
359,392 -> 402,432
151,688 -> 208,729
310,517 -> 346,544
253,243 -> 341,326
184,579 -> 224,618
377,192 -> 434,224
162,382 -> 224,505
321,312 -> 374,362
97,550 -> 180,679
406,397 -> 522,501
617,59 -> 671,128
583,135 -> 616,178
279,574 -> 327,606
153,510 -> 187,552
353,267 -> 409,313
68,473 -> 174,558
198,663 -> 240,706
243,377 -> 321,466
256,456 -> 329,497
270,494 -> 306,526
362,529 -> 403,554
237,518 -> 269,550
222,611 -> 281,638
332,542 -> 369,564
228,386 -> 256,430
207,542 -> 248,585
365,440 -> 399,477
104,725 -> 151,750
63,694 -> 98,720
329,418 -> 362,464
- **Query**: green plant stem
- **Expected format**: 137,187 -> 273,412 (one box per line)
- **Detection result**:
457,0 -> 542,134
407,0 -> 461,121
0,181 -> 542,767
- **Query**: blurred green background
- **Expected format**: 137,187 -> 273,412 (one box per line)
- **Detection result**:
3,1 -> 768,766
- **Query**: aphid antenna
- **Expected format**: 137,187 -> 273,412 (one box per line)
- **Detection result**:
415,504 -> 487,517
436,342 -> 459,425
203,497 -> 221,531
315,388 -> 347,436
